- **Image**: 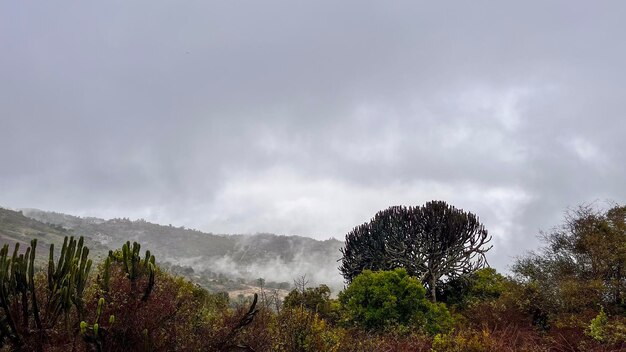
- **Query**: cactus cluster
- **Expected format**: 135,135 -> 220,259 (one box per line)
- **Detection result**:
0,239 -> 42,347
0,236 -> 95,348
120,241 -> 156,301
47,236 -> 93,323
0,235 -> 161,350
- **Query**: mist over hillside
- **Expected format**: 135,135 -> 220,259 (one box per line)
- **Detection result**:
20,208 -> 345,293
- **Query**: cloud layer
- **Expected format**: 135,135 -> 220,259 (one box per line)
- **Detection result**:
2,1 -> 626,271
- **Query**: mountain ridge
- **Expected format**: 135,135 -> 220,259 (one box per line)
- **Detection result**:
13,207 -> 345,293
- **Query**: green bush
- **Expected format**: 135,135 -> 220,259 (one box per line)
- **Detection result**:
283,284 -> 340,322
417,301 -> 455,335
586,308 -> 626,345
588,308 -> 609,342
272,307 -> 342,352
441,268 -> 507,308
338,269 -> 453,333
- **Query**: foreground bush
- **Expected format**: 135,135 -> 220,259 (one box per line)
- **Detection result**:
338,268 -> 453,334
283,284 -> 341,324
271,307 -> 341,352
336,330 -> 432,352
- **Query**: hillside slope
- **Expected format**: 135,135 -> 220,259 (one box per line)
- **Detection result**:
0,207 -> 110,265
21,208 -> 345,292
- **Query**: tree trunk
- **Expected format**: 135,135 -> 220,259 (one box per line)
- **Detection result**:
430,276 -> 437,303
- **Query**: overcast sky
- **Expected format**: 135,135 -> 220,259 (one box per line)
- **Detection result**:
1,1 -> 625,271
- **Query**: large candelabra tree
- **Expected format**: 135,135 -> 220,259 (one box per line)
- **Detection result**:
340,200 -> 492,302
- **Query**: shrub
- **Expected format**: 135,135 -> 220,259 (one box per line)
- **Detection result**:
432,330 -> 492,352
459,283 -> 534,333
588,308 -> 609,342
283,284 -> 341,323
417,301 -> 455,335
585,308 -> 626,347
441,268 -> 507,309
338,269 -> 453,333
86,251 -> 217,350
271,307 -> 342,352
337,329 -> 432,352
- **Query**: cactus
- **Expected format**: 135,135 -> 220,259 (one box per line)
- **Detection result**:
80,297 -> 115,352
46,236 -> 93,324
100,256 -> 111,292
0,243 -> 23,347
122,241 -> 141,281
0,239 -> 46,348
29,240 -> 42,331
119,242 -> 156,301
142,262 -> 155,302
0,236 -> 158,351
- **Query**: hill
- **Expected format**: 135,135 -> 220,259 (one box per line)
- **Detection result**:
0,207 -> 110,266
19,208 -> 345,293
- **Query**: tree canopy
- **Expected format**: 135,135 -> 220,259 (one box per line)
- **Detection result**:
339,200 -> 492,301
513,204 -> 626,317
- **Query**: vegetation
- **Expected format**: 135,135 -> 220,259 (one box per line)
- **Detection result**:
283,283 -> 339,322
439,267 -> 507,309
340,201 -> 491,301
512,204 -> 626,329
338,268 -> 453,334
19,208 -> 342,293
1,201 -> 626,350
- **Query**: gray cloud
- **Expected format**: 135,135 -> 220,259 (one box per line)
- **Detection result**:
2,1 -> 626,272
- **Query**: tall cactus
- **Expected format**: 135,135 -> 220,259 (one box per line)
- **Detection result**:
99,254 -> 112,292
29,240 -> 42,331
0,243 -> 23,347
118,241 -> 156,301
46,236 -> 92,324
0,239 -> 45,348
143,260 -> 155,302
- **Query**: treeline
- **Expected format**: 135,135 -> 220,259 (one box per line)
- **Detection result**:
1,202 -> 625,351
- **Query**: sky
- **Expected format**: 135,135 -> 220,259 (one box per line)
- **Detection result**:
1,1 -> 626,271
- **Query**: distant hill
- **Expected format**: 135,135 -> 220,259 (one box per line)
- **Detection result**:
19,208 -> 345,293
0,207 -> 110,266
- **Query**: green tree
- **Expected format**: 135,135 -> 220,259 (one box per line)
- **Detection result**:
513,204 -> 626,317
340,201 -> 492,301
338,269 -> 453,333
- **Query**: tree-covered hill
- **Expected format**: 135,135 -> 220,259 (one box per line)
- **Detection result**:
0,207 -> 110,265
19,208 -> 344,292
